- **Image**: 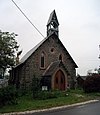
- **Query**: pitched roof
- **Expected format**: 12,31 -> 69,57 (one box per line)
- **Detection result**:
20,37 -> 47,64
43,61 -> 68,76
16,32 -> 77,68
47,10 -> 59,26
76,76 -> 87,80
14,37 -> 47,68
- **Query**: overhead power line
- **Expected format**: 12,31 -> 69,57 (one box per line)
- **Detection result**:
11,0 -> 44,38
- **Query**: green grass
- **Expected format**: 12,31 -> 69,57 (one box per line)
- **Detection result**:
0,89 -> 99,113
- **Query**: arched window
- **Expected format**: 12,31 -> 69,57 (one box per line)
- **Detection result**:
59,54 -> 62,61
40,52 -> 45,68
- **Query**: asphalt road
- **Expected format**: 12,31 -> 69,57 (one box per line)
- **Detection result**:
29,101 -> 100,115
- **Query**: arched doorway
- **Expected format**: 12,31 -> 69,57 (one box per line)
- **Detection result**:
54,70 -> 65,90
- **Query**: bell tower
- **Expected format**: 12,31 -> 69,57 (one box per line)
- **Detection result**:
47,10 -> 59,37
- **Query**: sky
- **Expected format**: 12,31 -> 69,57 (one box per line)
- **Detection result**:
0,0 -> 100,75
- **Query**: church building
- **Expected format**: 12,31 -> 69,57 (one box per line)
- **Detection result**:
10,10 -> 78,90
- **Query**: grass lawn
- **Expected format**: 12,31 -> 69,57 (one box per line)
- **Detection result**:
0,89 -> 99,113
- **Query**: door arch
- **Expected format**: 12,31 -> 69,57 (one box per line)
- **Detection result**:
54,70 -> 65,90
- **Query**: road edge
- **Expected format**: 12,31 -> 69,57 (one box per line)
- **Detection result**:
2,100 -> 99,115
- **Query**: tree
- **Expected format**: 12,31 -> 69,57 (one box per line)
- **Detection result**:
0,30 -> 19,77
87,68 -> 100,76
84,74 -> 100,93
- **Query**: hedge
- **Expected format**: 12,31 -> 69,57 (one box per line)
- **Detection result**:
83,74 -> 100,93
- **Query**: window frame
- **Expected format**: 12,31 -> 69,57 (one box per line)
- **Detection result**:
40,51 -> 46,69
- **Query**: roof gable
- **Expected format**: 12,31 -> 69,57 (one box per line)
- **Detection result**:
43,61 -> 69,76
76,76 -> 87,80
20,37 -> 47,64
17,32 -> 77,68
56,35 -> 78,68
47,10 -> 59,26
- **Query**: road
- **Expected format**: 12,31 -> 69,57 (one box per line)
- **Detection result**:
29,101 -> 100,115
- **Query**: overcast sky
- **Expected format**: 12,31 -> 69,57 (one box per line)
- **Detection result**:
0,0 -> 100,75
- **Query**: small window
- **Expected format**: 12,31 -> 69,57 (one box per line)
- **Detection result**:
41,52 -> 45,68
51,48 -> 54,53
59,54 -> 62,61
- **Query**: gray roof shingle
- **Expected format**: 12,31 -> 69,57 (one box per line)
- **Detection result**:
19,37 -> 47,65
16,32 -> 77,68
43,61 -> 69,76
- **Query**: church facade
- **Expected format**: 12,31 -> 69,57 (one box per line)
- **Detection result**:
10,10 -> 78,90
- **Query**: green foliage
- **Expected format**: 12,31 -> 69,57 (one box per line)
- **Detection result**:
83,74 -> 100,93
32,90 -> 68,100
0,85 -> 18,107
0,89 -> 95,113
33,91 -> 57,100
31,75 -> 66,100
0,30 -> 19,76
32,75 -> 41,98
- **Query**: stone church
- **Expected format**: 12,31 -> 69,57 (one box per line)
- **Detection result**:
10,10 -> 78,90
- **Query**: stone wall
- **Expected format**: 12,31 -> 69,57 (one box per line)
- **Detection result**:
14,34 -> 77,89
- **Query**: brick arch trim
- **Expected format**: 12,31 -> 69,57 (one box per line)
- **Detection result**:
52,68 -> 68,90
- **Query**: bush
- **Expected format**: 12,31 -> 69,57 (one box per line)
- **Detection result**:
32,76 -> 41,99
33,91 -> 57,100
32,90 -> 67,100
0,85 -> 18,107
84,74 -> 100,93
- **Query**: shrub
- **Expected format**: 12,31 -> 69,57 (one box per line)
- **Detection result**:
0,85 -> 18,107
32,90 -> 67,100
32,76 -> 41,99
33,91 -> 57,100
83,74 -> 100,93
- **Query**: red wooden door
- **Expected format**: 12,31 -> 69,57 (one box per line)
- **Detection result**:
54,70 -> 65,90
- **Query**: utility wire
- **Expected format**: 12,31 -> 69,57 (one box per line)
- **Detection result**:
11,0 -> 44,38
